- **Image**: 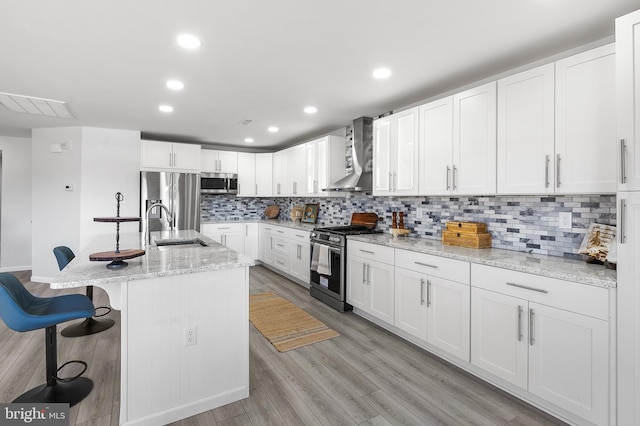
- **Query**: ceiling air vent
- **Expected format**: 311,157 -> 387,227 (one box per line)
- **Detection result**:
0,92 -> 76,119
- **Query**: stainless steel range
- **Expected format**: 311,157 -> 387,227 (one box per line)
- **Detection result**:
310,214 -> 381,312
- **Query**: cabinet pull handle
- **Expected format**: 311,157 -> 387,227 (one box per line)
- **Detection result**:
277,230 -> 284,234
270,237 -> 274,249
296,234 -> 304,238
169,152 -> 173,167
362,264 -> 367,284
621,139 -> 627,184
506,282 -> 548,294
359,249 -> 375,254
367,264 -> 371,285
277,260 -> 285,266
420,278 -> 425,305
393,172 -> 398,191
544,155 -> 550,188
414,261 -> 438,269
426,280 -> 432,307
452,165 -> 457,190
556,154 -> 561,187
255,183 -> 258,194
219,227 -> 231,230
246,226 -> 248,237
389,172 -> 393,191
446,166 -> 451,191
621,199 -> 627,244
277,183 -> 281,195
529,308 -> 535,346
276,243 -> 285,248
517,305 -> 523,342
293,181 -> 297,194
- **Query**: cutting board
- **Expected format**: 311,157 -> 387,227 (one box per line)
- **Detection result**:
351,212 -> 378,229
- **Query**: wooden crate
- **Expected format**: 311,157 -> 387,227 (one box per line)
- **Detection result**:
442,230 -> 492,248
445,221 -> 488,233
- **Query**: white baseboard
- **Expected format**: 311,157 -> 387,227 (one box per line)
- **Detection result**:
0,265 -> 32,273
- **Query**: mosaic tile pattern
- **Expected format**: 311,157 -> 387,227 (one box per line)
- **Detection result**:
201,193 -> 617,259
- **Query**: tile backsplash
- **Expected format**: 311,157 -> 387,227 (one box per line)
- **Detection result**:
201,193 -> 616,259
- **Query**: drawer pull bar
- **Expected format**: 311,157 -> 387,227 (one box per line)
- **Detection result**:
517,305 -> 523,342
359,249 -> 375,254
420,278 -> 425,305
426,280 -> 432,307
276,244 -> 285,248
414,261 -> 438,269
621,139 -> 627,184
506,282 -> 548,294
529,309 -> 535,346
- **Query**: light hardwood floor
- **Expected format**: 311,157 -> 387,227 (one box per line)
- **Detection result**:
1,267 -> 567,425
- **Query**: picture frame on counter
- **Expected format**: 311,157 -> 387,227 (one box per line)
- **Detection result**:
302,203 -> 319,224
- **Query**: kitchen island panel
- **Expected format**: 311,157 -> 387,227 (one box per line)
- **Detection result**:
121,267 -> 249,425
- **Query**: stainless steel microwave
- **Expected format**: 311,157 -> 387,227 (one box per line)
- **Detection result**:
201,172 -> 238,194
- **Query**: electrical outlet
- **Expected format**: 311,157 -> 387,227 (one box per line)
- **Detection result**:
185,327 -> 197,346
558,212 -> 572,229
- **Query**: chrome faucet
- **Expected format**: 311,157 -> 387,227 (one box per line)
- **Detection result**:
145,202 -> 173,244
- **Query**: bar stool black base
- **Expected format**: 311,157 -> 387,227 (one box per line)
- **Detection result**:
61,317 -> 115,337
13,377 -> 93,407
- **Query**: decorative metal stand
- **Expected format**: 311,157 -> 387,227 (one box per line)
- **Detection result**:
89,192 -> 144,269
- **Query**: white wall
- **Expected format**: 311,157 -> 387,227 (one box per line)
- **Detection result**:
0,136 -> 32,271
31,127 -> 140,282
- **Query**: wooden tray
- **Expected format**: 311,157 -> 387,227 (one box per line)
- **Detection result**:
264,205 -> 280,219
442,230 -> 491,248
89,249 -> 145,261
351,212 -> 378,229
445,221 -> 487,233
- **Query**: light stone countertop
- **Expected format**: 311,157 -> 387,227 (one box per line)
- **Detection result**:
202,218 -> 318,232
50,230 -> 255,289
348,233 -> 617,289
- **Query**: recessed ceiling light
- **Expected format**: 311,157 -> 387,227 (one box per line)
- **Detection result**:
166,80 -> 184,90
244,138 -> 254,143
304,106 -> 318,114
373,68 -> 392,79
159,105 -> 174,113
177,34 -> 201,49
268,126 -> 279,133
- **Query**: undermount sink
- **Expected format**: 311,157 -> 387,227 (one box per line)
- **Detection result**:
155,238 -> 209,250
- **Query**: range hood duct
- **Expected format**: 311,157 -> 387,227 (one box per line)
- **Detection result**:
324,116 -> 373,192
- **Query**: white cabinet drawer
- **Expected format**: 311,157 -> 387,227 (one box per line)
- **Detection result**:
272,236 -> 289,255
471,264 -> 608,320
201,223 -> 243,234
395,249 -> 470,284
348,240 -> 394,265
273,253 -> 290,271
286,228 -> 310,242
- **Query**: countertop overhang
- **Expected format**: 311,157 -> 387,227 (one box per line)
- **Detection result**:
51,230 -> 255,289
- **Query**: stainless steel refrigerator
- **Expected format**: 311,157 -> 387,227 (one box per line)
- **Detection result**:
140,171 -> 200,233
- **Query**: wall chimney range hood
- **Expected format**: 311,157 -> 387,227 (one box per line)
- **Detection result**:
324,116 -> 373,192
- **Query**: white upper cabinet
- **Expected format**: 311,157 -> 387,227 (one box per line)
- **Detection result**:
201,150 -> 238,173
272,150 -> 284,196
237,152 -> 256,196
305,135 -> 346,197
453,82 -> 497,195
555,43 -> 616,194
419,83 -> 496,196
497,64 -> 555,194
373,107 -> 420,196
255,153 -> 273,197
617,10 -> 640,192
419,97 -> 454,195
287,144 -> 307,196
141,140 -> 201,172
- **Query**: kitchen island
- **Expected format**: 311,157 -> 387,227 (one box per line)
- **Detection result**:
51,230 -> 255,426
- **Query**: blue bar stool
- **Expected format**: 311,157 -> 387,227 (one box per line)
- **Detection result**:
53,246 -> 115,336
0,272 -> 95,405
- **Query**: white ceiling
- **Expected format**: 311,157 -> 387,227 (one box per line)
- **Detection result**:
0,0 -> 637,150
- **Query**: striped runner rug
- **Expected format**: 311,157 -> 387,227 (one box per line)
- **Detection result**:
249,291 -> 339,352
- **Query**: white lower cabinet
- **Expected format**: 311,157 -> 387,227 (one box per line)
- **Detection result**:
243,223 -> 259,260
394,250 -> 470,361
471,264 -> 610,426
258,223 -> 310,286
288,229 -> 310,284
347,241 -> 395,324
201,223 -> 244,254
